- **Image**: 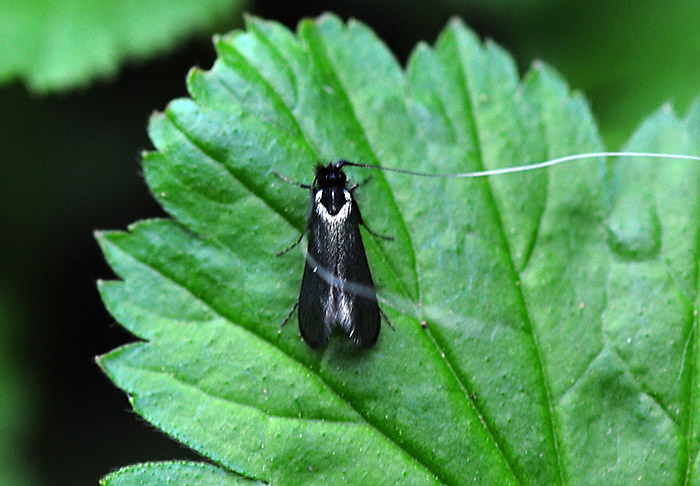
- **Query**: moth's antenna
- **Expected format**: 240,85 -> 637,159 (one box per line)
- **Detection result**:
342,152 -> 700,178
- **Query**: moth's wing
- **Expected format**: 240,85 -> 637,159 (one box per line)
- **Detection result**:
340,201 -> 381,348
298,198 -> 381,349
298,208 -> 334,349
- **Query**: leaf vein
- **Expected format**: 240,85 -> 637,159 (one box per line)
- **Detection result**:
164,110 -> 302,232
409,43 -> 526,486
309,25 -> 417,302
217,43 -> 316,156
607,346 -> 682,429
683,206 -> 700,482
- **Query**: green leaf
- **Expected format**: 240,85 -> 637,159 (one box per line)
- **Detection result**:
0,0 -> 243,92
100,461 -> 261,485
97,14 -> 700,485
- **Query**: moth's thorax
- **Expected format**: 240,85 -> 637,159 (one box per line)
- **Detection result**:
316,187 -> 352,217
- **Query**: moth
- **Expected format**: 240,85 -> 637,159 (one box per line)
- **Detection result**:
278,160 -> 390,349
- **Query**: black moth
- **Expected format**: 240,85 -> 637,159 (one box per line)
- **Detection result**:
279,160 -> 391,349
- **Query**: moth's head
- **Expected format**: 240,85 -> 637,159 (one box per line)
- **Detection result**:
314,161 -> 347,188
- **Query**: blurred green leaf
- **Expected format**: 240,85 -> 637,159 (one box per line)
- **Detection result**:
101,461 -> 261,485
489,2 -> 700,148
97,14 -> 700,485
0,0 -> 243,92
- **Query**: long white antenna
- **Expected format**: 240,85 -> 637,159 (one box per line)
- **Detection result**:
343,152 -> 700,178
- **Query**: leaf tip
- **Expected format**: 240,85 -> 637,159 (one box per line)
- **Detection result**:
93,230 -> 112,248
448,16 -> 465,28
413,40 -> 431,55
94,353 -> 106,371
405,41 -> 432,71
149,109 -> 164,126
444,16 -> 468,36
316,11 -> 342,24
243,12 -> 261,27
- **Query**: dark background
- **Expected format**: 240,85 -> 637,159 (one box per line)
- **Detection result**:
2,1 -> 699,484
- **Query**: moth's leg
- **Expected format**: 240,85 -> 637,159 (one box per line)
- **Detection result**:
379,306 -> 396,330
276,231 -> 305,256
273,170 -> 311,190
280,301 -> 299,327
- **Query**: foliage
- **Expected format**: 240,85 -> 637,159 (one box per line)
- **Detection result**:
0,0 -> 243,92
98,15 -> 700,485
